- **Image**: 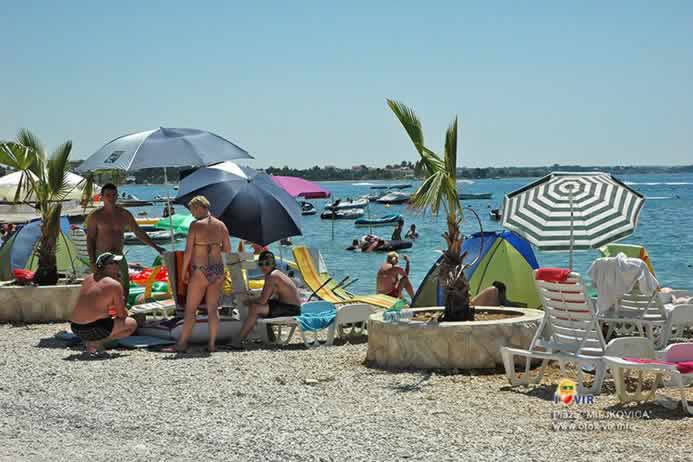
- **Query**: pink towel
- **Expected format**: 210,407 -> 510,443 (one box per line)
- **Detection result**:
535,268 -> 572,283
623,358 -> 693,374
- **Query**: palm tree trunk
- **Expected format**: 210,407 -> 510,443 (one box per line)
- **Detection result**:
439,212 -> 474,322
33,204 -> 61,286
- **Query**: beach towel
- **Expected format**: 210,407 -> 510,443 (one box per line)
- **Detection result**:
535,268 -> 571,283
587,253 -> 659,315
294,310 -> 336,332
54,330 -> 82,346
623,358 -> 693,374
117,336 -> 176,349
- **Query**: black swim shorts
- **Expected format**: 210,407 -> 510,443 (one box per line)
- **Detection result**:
71,317 -> 114,342
267,300 -> 301,318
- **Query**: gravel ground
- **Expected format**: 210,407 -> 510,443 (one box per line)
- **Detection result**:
1,323 -> 692,462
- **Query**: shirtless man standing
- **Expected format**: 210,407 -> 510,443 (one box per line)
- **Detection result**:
236,250 -> 302,347
70,253 -> 137,352
87,183 -> 166,300
376,252 -> 414,299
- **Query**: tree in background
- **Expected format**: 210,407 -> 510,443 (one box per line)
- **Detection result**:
0,130 -> 84,285
387,99 -> 473,321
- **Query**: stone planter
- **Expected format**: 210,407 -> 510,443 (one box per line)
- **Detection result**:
367,306 -> 543,370
0,284 -> 81,322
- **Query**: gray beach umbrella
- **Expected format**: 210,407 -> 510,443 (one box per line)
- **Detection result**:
501,172 -> 645,269
76,127 -> 251,173
76,127 -> 252,249
174,161 -> 302,246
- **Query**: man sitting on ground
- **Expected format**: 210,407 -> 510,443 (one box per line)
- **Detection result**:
376,252 -> 414,299
70,253 -> 137,353
235,250 -> 302,347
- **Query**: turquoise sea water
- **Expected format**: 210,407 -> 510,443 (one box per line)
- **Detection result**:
121,173 -> 693,295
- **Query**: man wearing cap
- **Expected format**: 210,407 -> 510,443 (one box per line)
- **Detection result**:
87,183 -> 166,300
376,252 -> 414,300
70,252 -> 137,352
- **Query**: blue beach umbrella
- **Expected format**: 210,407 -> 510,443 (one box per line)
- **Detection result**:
174,161 -> 302,246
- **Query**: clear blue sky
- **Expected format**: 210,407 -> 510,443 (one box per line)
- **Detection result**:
2,1 -> 691,169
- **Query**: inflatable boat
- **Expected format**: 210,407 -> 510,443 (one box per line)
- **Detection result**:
374,240 -> 413,252
300,201 -> 316,215
325,198 -> 369,210
320,208 -> 365,220
459,192 -> 493,200
376,192 -> 410,204
355,214 -> 403,228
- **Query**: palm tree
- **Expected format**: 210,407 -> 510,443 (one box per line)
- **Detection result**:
0,129 -> 82,285
387,99 -> 474,321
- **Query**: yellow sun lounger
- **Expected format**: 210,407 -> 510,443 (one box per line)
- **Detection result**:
292,245 -> 401,309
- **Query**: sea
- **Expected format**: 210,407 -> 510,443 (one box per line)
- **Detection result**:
120,173 -> 693,294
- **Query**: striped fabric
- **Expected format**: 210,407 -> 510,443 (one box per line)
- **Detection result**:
501,172 -> 644,252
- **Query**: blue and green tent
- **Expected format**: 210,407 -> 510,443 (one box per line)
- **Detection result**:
412,231 -> 542,309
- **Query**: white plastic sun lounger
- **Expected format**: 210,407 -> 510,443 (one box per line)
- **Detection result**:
500,271 -> 607,395
604,338 -> 693,415
599,288 -> 670,348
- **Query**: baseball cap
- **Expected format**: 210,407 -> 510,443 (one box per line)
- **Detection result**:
96,252 -> 123,270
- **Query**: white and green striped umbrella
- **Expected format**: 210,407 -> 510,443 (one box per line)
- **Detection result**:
501,172 -> 645,268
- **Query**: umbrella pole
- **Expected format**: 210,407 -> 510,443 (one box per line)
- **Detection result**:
164,167 -> 175,251
569,186 -> 574,270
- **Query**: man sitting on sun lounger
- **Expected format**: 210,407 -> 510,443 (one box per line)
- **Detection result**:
70,252 -> 137,353
235,250 -> 302,347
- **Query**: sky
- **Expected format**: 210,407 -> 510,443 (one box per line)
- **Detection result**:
2,1 -> 692,169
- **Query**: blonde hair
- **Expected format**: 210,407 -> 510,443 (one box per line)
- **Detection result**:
188,195 -> 210,209
387,251 -> 399,264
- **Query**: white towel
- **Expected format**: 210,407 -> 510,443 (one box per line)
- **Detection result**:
587,253 -> 660,315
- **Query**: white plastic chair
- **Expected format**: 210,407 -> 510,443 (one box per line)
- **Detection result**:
500,271 -> 608,395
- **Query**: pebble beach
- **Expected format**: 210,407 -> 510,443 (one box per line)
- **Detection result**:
2,323 -> 692,462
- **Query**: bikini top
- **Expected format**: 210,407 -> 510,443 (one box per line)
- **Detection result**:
193,216 -> 223,255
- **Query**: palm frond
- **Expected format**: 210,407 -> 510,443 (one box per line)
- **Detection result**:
47,141 -> 73,199
409,170 -> 456,215
80,172 -> 95,210
386,99 -> 426,154
444,117 -> 458,181
17,129 -> 45,158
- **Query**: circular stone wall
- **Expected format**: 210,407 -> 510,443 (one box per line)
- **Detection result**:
367,306 -> 543,370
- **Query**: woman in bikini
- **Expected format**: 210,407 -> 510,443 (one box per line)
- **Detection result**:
175,195 -> 231,352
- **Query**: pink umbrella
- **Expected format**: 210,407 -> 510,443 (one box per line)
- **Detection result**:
271,175 -> 331,199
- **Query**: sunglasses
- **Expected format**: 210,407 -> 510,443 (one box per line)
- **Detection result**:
258,260 -> 274,267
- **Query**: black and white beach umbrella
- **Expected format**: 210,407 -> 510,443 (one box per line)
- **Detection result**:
501,172 -> 645,268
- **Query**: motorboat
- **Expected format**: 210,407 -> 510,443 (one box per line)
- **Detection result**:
124,230 -> 182,244
300,201 -> 317,216
459,192 -> 493,200
376,192 -> 410,204
119,192 -> 154,207
365,192 -> 385,202
355,214 -> 403,228
320,208 -> 365,220
370,183 -> 411,190
324,198 -> 369,210
489,208 -> 502,221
